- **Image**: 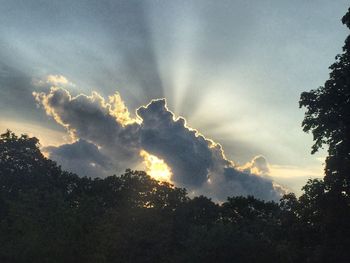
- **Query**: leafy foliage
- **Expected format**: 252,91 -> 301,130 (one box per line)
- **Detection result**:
298,7 -> 350,262
299,8 -> 350,193
1,130 -> 350,262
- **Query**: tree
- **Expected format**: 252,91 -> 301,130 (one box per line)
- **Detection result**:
0,130 -> 190,263
299,8 -> 350,262
299,8 -> 350,194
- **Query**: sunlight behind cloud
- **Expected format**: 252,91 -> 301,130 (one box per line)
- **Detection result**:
140,150 -> 172,182
108,93 -> 141,126
47,75 -> 69,85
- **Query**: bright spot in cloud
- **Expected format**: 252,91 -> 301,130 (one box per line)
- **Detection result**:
140,150 -> 172,182
108,93 -> 141,126
47,75 -> 69,85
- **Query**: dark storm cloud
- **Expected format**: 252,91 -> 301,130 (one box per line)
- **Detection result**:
35,87 -> 285,201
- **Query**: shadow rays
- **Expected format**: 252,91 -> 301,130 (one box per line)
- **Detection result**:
106,0 -> 164,102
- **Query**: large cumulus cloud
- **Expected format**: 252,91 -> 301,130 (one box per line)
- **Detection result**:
34,86 -> 285,201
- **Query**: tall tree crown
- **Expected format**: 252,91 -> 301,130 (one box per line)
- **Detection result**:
299,8 -> 350,192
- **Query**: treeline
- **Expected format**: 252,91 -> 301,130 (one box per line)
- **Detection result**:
0,131 -> 349,263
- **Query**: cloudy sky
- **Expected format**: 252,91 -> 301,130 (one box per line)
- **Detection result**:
0,0 -> 349,199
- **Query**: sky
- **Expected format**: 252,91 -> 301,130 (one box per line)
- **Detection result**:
0,0 -> 349,199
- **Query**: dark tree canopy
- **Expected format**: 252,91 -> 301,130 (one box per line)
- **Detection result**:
300,8 -> 350,193
1,124 -> 350,262
298,8 -> 350,262
0,130 -> 290,263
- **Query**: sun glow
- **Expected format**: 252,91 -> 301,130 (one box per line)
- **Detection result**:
140,150 -> 172,182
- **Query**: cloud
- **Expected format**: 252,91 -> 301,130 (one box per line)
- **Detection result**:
33,87 -> 142,174
33,74 -> 76,89
44,139 -> 111,178
239,155 -> 270,177
137,99 -> 216,187
34,86 -> 286,201
136,99 -> 284,201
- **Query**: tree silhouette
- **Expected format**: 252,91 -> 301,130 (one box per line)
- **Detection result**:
299,7 -> 350,262
0,130 -> 290,262
300,8 -> 350,194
